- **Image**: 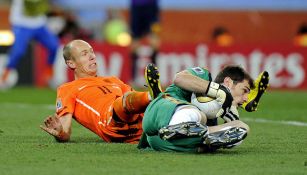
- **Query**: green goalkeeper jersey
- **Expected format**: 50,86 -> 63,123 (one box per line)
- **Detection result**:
138,67 -> 212,151
164,67 -> 212,101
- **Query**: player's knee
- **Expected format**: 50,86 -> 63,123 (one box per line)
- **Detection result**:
232,120 -> 250,133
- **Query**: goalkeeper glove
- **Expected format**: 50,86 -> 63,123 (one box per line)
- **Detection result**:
206,82 -> 233,118
222,105 -> 240,123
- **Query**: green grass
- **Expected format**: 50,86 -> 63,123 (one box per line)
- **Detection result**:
0,87 -> 307,175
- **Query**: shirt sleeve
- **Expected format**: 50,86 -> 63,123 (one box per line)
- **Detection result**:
56,85 -> 76,117
187,67 -> 212,81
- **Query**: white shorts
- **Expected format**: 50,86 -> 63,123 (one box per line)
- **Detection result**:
169,105 -> 202,125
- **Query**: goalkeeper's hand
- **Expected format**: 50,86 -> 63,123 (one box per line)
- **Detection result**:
206,82 -> 233,118
222,105 -> 240,123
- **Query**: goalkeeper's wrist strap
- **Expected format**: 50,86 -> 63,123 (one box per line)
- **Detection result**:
206,82 -> 220,98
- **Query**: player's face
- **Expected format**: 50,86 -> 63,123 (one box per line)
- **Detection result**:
71,41 -> 97,77
229,79 -> 250,106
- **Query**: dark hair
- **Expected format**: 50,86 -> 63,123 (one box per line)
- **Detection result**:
214,65 -> 255,89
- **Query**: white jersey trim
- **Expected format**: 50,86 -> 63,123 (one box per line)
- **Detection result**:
76,98 -> 100,117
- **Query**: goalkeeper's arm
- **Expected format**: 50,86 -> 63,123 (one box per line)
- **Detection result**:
174,70 -> 233,117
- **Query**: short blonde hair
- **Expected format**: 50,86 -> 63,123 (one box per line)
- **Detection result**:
63,41 -> 74,61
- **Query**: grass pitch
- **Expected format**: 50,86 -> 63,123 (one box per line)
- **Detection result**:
0,87 -> 307,175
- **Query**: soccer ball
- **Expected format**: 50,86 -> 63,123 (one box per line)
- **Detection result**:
191,93 -> 221,119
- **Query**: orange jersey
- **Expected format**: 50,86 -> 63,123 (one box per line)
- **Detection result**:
56,76 -> 141,142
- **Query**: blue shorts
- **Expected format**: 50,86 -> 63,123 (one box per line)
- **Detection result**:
7,25 -> 59,69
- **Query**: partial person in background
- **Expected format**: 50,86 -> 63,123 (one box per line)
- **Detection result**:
103,9 -> 129,46
129,0 -> 161,83
0,0 -> 59,88
47,10 -> 93,41
211,26 -> 234,47
293,22 -> 307,47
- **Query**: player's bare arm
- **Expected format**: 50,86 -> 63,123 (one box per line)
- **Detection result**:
40,113 -> 72,142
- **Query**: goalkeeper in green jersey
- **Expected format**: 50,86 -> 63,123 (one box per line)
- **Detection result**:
138,63 -> 268,153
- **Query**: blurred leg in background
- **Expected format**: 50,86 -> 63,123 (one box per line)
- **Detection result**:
129,0 -> 161,84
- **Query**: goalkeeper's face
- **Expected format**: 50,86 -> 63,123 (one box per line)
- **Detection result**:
229,79 -> 250,106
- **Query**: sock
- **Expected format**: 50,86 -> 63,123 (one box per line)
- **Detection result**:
113,91 -> 150,123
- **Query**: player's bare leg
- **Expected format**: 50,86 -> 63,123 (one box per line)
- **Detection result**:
0,68 -> 18,90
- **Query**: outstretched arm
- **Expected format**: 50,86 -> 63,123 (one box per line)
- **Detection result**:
40,113 -> 72,142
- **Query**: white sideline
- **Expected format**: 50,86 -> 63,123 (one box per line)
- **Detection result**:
1,102 -> 307,127
243,118 -> 307,127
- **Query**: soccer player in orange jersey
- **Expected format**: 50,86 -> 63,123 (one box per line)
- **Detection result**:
40,39 -> 161,143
